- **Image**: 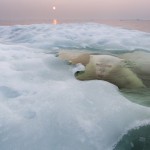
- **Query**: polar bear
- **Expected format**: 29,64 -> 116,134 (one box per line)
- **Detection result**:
57,51 -> 147,89
74,55 -> 145,89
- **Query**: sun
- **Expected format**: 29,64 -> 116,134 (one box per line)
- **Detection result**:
52,6 -> 56,10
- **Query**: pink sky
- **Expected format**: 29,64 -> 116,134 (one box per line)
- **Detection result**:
0,0 -> 150,20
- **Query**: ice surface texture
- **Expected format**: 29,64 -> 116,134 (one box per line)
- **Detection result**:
0,23 -> 150,51
0,23 -> 150,150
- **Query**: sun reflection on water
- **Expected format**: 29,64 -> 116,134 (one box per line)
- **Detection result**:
52,19 -> 58,25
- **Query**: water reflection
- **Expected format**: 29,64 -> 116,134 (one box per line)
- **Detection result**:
52,19 -> 58,25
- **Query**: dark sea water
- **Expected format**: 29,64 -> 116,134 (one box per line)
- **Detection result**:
114,125 -> 150,150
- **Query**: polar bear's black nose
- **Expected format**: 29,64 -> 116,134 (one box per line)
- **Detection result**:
75,71 -> 85,76
75,71 -> 80,75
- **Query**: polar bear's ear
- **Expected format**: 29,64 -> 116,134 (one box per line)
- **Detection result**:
57,51 -> 90,66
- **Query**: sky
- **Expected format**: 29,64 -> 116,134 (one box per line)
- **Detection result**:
0,0 -> 150,20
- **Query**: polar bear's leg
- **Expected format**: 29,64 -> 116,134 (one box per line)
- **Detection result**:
119,51 -> 150,87
106,67 -> 145,89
